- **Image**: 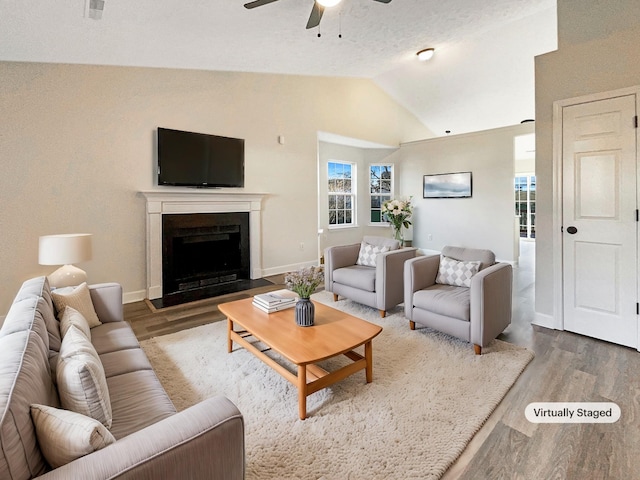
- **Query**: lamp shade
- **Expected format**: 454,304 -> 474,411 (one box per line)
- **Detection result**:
39,234 -> 93,265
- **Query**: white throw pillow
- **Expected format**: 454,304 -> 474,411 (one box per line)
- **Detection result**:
356,242 -> 390,267
30,404 -> 115,469
59,306 -> 91,340
57,325 -> 112,428
52,283 -> 101,327
435,256 -> 481,288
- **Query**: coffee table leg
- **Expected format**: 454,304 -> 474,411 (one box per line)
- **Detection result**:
227,318 -> 233,353
298,365 -> 307,420
365,340 -> 373,383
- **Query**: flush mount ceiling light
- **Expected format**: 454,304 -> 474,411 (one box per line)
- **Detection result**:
317,0 -> 342,6
416,48 -> 435,61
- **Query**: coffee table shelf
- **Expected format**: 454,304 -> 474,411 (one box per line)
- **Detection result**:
220,297 -> 382,419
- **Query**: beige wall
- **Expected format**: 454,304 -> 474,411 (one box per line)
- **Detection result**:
399,122 -> 534,262
534,0 -> 640,317
0,62 -> 430,314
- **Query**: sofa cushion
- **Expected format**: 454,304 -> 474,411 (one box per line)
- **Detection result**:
356,242 -> 390,267
30,404 -> 116,469
333,265 -> 376,292
0,296 -> 50,350
52,283 -> 101,328
100,348 -> 154,378
57,325 -> 112,428
13,277 -> 54,313
60,306 -> 92,340
107,370 -> 176,439
91,322 -> 141,355
436,256 -> 481,288
0,330 -> 58,480
413,284 -> 471,321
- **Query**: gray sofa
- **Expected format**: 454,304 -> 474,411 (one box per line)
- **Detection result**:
404,246 -> 512,354
0,276 -> 244,480
325,236 -> 417,317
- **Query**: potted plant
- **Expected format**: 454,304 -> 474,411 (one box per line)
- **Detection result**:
381,197 -> 413,246
284,266 -> 324,326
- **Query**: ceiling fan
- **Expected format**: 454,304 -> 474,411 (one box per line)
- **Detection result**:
244,0 -> 392,30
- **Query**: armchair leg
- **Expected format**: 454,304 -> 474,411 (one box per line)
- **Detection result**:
333,293 -> 338,302
474,344 -> 482,355
379,310 -> 386,318
409,321 -> 415,330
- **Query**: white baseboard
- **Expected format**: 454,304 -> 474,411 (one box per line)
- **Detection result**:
532,312 -> 557,330
261,260 -> 319,278
123,289 -> 146,304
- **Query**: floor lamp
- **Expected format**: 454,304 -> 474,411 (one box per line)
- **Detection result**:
39,233 -> 93,288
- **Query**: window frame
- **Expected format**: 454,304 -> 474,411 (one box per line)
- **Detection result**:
327,160 -> 357,229
368,163 -> 394,226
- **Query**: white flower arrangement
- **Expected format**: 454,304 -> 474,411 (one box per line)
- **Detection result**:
381,197 -> 413,241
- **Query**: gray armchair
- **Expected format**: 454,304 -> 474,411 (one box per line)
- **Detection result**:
325,236 -> 417,317
404,246 -> 512,354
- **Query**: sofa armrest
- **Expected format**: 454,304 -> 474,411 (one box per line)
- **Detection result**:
403,255 -> 440,319
324,243 -> 361,291
89,283 -> 124,323
469,263 -> 513,347
37,396 -> 244,480
375,248 -> 417,310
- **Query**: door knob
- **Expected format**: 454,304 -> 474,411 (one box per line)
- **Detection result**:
566,226 -> 578,234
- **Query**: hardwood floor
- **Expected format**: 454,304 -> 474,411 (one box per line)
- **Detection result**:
124,244 -> 640,479
125,276 -> 286,341
443,240 -> 640,480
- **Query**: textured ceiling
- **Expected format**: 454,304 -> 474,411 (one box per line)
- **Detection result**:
0,0 -> 557,136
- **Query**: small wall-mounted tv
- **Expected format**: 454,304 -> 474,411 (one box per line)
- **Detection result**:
157,127 -> 245,188
423,172 -> 472,198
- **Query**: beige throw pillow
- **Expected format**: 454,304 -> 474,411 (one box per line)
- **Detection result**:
60,306 -> 91,340
52,283 -> 101,327
57,325 -> 112,428
30,404 -> 115,469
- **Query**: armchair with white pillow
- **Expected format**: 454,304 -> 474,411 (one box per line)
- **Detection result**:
403,245 -> 512,354
324,236 -> 417,317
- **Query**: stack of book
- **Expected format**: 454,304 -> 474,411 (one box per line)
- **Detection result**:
252,289 -> 298,313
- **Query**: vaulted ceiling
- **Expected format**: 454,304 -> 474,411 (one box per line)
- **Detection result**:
0,0 -> 557,136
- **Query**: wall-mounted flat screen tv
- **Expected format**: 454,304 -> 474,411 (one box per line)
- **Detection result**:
157,127 -> 244,188
423,172 -> 472,198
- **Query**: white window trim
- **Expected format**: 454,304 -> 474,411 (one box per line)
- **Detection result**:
327,160 -> 357,229
368,163 -> 394,226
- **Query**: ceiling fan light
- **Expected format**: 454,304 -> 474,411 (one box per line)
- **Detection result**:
417,48 -> 435,61
317,0 -> 342,7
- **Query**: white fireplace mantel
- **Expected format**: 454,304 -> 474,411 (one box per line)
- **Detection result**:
141,190 -> 267,300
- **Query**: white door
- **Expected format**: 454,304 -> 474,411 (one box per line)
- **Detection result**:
562,94 -> 638,348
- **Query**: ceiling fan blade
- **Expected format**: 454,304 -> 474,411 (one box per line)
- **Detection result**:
372,0 -> 392,3
306,2 -> 324,29
244,0 -> 280,9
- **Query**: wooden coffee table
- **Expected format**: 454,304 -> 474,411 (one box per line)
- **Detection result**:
219,297 -> 383,420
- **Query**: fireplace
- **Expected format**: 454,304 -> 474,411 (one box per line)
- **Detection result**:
141,191 -> 268,308
162,213 -> 250,297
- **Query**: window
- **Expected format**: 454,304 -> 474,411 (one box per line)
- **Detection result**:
328,161 -> 355,227
369,164 -> 393,223
515,175 -> 536,238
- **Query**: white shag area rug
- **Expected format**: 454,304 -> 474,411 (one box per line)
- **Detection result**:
140,291 -> 534,480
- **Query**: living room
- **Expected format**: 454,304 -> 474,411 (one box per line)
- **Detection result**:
2,0 -> 640,478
